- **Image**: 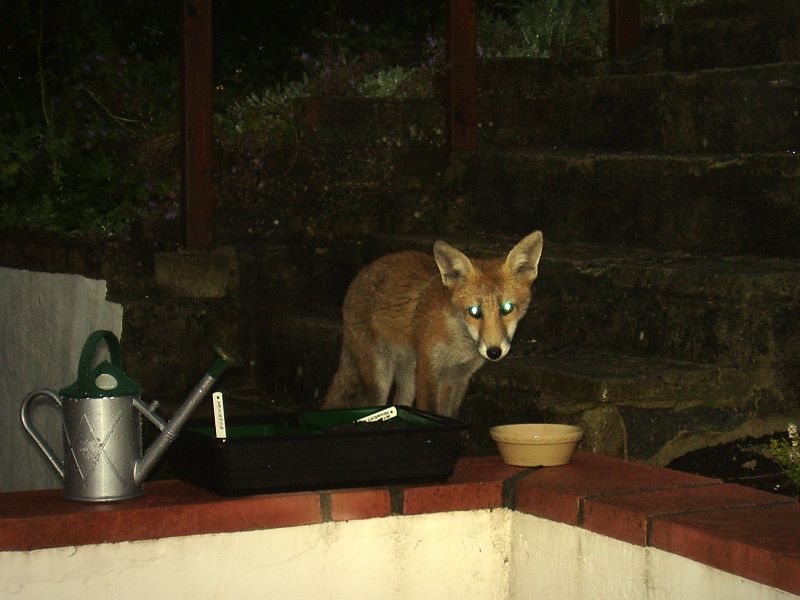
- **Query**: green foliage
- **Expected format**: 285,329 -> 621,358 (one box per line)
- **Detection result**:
478,0 -> 607,59
0,0 -> 179,234
1,0 -> 446,235
641,0 -> 704,24
358,66 -> 425,98
1,0 -> 703,236
224,79 -> 310,133
212,2 -> 442,105
215,79 -> 307,173
770,424 -> 800,490
477,0 -> 702,59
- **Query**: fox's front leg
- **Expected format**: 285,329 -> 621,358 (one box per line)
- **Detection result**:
435,377 -> 470,418
414,354 -> 469,417
414,352 -> 437,414
433,358 -> 486,417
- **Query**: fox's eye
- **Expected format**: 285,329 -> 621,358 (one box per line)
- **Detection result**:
500,301 -> 514,316
467,305 -> 483,319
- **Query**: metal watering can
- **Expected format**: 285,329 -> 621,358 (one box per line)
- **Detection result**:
20,330 -> 237,502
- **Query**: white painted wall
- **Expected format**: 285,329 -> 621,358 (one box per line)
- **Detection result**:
507,512 -> 797,600
0,511 -> 511,600
0,267 -> 123,492
1,509 -> 794,600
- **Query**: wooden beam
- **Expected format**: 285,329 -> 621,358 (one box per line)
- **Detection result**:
446,0 -> 477,152
609,0 -> 642,58
180,0 -> 214,250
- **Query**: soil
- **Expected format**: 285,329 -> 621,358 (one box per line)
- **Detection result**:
668,434 -> 798,499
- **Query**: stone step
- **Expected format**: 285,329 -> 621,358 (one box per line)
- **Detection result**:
367,234 -> 800,367
295,96 -> 445,150
258,314 -> 343,405
242,233 -> 800,370
461,150 -> 800,257
220,147 -> 800,259
669,0 -> 800,71
255,313 -> 786,465
295,62 -> 800,155
479,61 -> 800,153
215,176 -> 467,248
232,232 -> 800,466
468,344 -> 770,464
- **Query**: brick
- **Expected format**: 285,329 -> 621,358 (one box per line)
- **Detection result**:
650,502 -> 800,596
401,455 -> 527,515
0,481 -> 322,550
514,451 -> 717,525
328,488 -> 392,522
447,455 -> 530,484
402,481 -> 503,515
583,483 -> 793,546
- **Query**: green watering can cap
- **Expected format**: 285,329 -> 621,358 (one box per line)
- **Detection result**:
60,330 -> 142,398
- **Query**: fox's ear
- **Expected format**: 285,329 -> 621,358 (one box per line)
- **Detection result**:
505,231 -> 543,283
434,240 -> 475,288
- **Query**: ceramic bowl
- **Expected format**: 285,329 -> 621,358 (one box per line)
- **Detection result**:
490,423 -> 583,467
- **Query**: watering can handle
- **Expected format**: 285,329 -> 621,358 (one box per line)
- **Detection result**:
77,330 -> 124,383
20,389 -> 65,479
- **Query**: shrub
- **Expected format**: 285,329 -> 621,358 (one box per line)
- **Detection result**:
770,424 -> 800,490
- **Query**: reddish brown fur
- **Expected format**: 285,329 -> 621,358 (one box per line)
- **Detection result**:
323,232 -> 543,417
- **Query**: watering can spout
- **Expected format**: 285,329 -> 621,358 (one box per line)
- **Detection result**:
22,330 -> 239,502
134,346 -> 239,485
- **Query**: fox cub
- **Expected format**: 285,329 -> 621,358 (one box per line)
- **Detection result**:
323,231 -> 543,418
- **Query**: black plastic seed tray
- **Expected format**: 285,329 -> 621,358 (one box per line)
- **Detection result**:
169,406 -> 468,495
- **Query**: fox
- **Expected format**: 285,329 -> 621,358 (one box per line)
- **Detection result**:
323,231 -> 544,418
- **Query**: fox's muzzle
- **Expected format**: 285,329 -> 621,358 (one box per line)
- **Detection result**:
478,337 -> 511,362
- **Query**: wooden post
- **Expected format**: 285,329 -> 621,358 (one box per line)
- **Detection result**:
446,0 -> 477,152
609,0 -> 642,58
180,0 -> 214,250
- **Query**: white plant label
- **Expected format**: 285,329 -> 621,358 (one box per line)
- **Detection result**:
357,406 -> 398,423
212,392 -> 227,438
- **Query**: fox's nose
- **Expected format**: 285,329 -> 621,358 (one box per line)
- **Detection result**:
486,346 -> 503,361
